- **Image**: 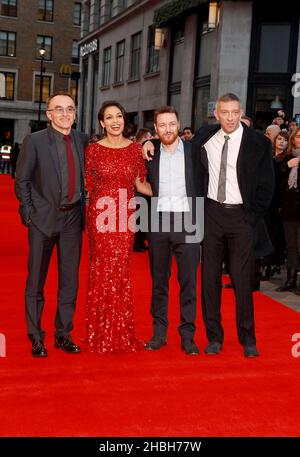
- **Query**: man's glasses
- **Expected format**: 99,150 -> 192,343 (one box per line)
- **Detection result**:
47,107 -> 76,115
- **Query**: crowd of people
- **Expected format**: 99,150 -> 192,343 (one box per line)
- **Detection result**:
259,113 -> 300,294
12,90 -> 299,360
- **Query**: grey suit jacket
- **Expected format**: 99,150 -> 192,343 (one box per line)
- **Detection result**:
15,126 -> 88,236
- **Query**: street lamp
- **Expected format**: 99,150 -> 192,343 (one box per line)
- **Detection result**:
38,43 -> 46,130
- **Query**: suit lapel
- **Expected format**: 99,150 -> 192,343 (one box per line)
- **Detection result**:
71,130 -> 85,179
198,125 -> 221,171
152,145 -> 161,196
47,127 -> 61,185
236,125 -> 250,194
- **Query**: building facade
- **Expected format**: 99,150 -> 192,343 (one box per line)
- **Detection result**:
0,0 -> 82,144
79,0 -> 300,135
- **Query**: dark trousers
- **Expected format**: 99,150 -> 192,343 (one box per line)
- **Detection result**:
25,206 -> 82,342
283,220 -> 300,270
201,199 -> 256,346
148,212 -> 200,340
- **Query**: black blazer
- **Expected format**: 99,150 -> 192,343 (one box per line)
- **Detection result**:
145,139 -> 201,229
15,126 -> 88,236
192,123 -> 275,257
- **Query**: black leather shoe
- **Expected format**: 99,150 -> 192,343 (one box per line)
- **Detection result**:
146,337 -> 167,351
204,341 -> 222,355
32,340 -> 48,357
181,339 -> 199,355
244,345 -> 259,358
54,336 -> 81,353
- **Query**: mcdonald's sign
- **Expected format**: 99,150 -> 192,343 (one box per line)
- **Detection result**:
59,64 -> 72,78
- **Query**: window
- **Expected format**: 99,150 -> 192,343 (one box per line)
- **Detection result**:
130,32 -> 141,80
102,46 -> 111,87
34,74 -> 51,102
194,85 -> 210,131
0,31 -> 16,57
81,59 -> 88,130
0,71 -> 15,99
74,2 -> 81,25
0,0 -> 17,17
146,26 -> 159,74
37,0 -> 53,22
197,29 -> 213,77
170,26 -> 184,83
70,73 -> 80,105
258,24 -> 291,73
107,0 -> 113,19
115,40 -> 125,83
91,54 -> 99,133
36,35 -> 52,61
72,40 -> 79,65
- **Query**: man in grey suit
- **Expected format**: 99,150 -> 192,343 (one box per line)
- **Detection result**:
15,91 -> 88,357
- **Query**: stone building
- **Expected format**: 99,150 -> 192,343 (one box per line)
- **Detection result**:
78,0 -> 300,135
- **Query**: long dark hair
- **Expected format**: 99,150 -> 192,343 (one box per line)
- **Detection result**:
97,101 -> 128,136
288,126 -> 300,155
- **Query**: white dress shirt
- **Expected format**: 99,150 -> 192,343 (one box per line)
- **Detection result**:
157,138 -> 190,212
204,123 -> 244,204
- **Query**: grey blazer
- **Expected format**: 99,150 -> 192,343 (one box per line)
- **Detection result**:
15,126 -> 88,236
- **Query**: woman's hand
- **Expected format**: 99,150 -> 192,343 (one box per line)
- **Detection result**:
142,141 -> 155,161
287,157 -> 300,168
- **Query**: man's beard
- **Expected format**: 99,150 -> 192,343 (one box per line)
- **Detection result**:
157,131 -> 178,145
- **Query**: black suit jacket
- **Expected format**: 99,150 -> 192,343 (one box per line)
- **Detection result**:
192,123 -> 275,257
146,139 -> 201,231
15,126 -> 88,237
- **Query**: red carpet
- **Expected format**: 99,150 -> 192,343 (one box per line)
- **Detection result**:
1,174 -> 300,437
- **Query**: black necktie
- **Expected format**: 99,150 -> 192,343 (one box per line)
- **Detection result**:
217,135 -> 230,203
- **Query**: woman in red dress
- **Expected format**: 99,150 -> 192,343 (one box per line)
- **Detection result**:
85,101 -> 151,354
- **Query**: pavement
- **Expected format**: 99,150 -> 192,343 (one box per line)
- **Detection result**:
257,269 -> 300,313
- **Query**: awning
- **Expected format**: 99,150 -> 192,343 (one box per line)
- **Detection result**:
153,0 -> 209,27
153,0 -> 251,27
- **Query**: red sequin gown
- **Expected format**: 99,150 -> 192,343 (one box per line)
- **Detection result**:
85,142 -> 146,354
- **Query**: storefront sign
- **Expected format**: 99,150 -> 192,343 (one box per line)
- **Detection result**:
80,39 -> 98,57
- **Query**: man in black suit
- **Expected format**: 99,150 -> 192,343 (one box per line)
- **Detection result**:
143,93 -> 274,358
15,91 -> 88,357
144,106 -> 202,355
193,93 -> 274,357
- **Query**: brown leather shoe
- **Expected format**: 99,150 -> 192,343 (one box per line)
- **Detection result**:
54,336 -> 81,353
